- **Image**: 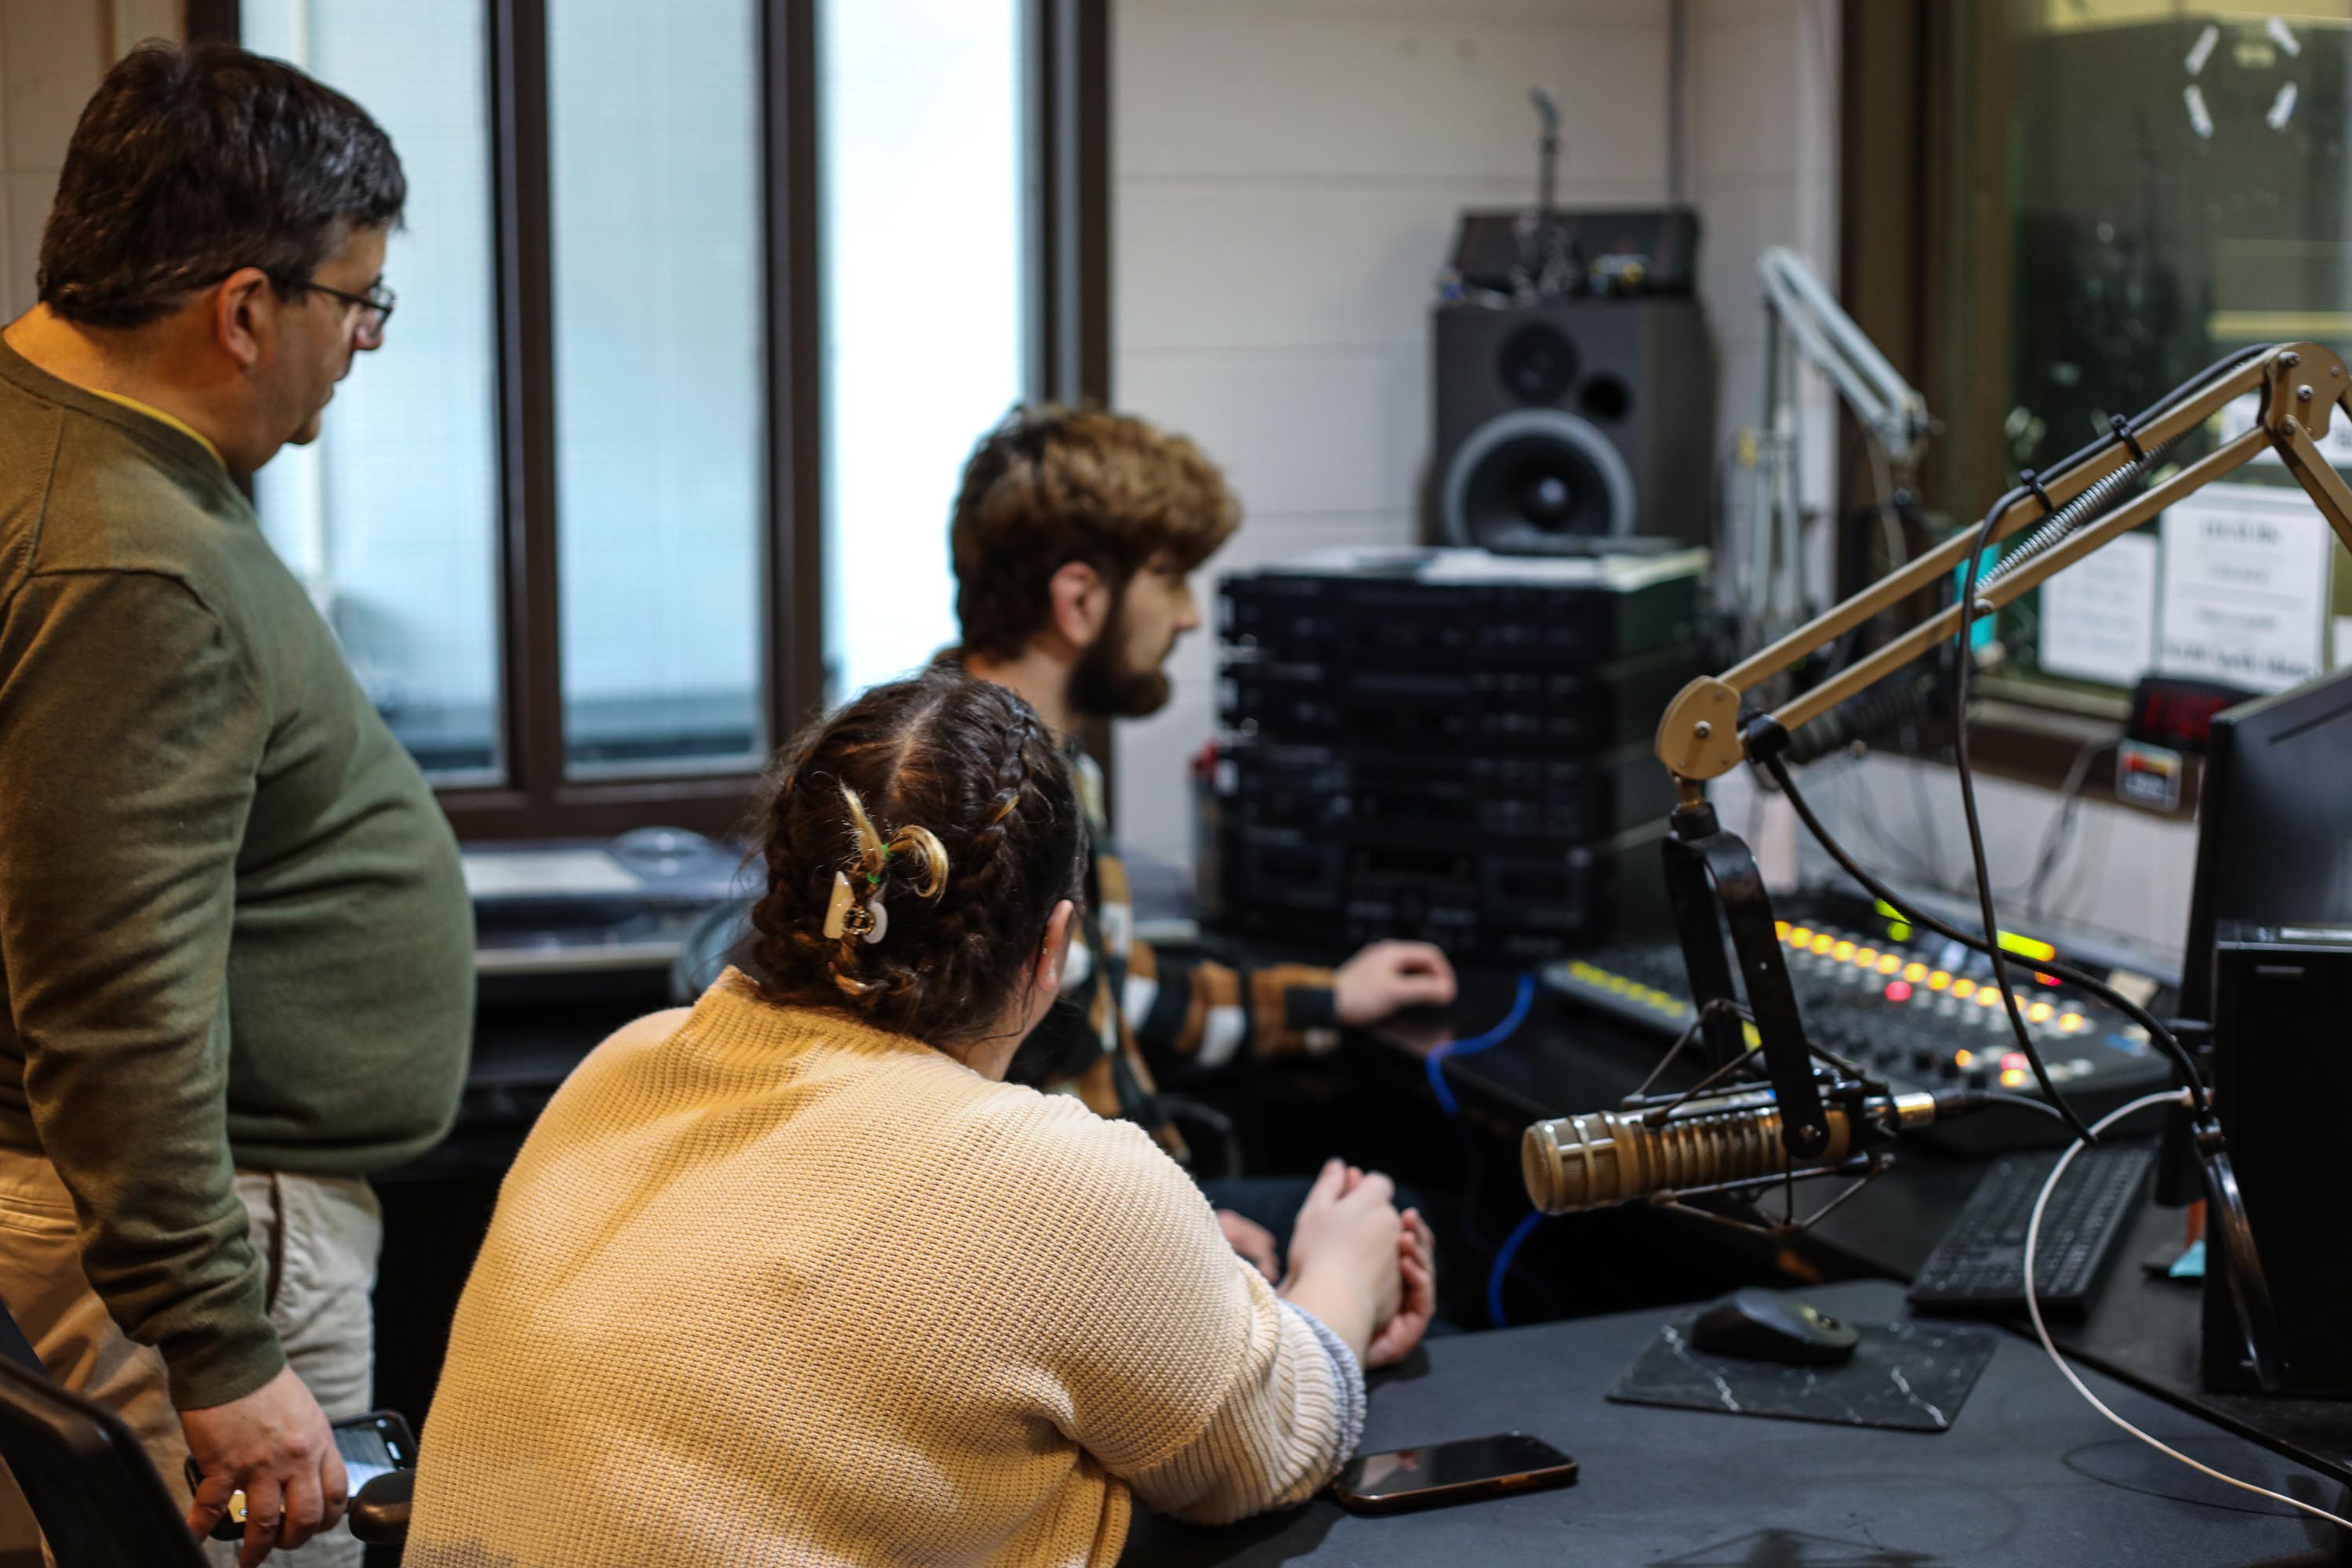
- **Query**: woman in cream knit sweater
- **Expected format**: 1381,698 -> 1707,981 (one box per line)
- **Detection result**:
405,671 -> 1432,1566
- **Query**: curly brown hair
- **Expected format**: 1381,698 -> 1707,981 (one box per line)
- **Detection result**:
949,405 -> 1241,659
746,670 -> 1084,1051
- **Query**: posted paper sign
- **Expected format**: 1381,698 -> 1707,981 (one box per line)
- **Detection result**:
2158,484 -> 2332,691
2038,530 -> 2158,686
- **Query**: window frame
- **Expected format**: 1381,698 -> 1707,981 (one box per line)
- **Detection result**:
187,0 -> 1109,840
1835,0 -> 2152,799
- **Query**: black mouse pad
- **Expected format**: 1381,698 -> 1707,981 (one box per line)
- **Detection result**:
1606,1315 -> 1998,1432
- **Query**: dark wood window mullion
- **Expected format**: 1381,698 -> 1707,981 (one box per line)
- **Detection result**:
1032,0 -> 1116,807
184,2 -> 238,45
443,0 -> 571,838
499,0 -> 562,815
768,0 -> 826,748
1033,0 -> 1109,410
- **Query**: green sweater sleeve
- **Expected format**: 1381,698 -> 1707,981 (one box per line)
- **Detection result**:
0,570 -> 283,1410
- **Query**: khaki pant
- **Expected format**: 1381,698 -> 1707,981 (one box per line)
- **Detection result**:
0,1149 -> 382,1566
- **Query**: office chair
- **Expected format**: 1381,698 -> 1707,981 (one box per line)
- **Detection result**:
0,1354 -> 207,1567
0,1352 -> 413,1565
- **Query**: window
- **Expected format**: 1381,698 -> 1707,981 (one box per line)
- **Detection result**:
548,0 -> 766,772
819,0 -> 1031,700
1858,2 -> 2352,711
243,0 -> 503,779
201,1 -> 1106,835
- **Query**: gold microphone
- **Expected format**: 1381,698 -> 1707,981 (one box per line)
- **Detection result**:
1521,1088 -> 1942,1214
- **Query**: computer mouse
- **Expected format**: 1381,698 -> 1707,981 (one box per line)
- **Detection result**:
1687,1289 -> 1859,1367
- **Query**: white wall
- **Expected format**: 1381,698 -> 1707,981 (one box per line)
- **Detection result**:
1,2 -> 181,319
1690,0 -> 1841,521
1110,0 -> 1842,870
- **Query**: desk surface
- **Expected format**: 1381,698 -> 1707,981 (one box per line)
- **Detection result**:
1385,971 -> 2352,1490
1123,1279 -> 2348,1567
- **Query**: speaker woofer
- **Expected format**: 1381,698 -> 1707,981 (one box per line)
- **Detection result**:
1438,408 -> 1636,554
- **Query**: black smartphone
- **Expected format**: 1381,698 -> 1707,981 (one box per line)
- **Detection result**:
331,1409 -> 416,1494
1329,1431 -> 1578,1514
188,1409 -> 418,1541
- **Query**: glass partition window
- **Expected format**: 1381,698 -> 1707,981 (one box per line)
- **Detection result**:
819,0 -> 1030,702
243,0 -> 503,779
550,0 -> 766,774
1959,2 -> 2352,698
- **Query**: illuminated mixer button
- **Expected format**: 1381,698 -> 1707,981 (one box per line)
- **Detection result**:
1775,920 -> 1791,939
1927,971 -> 1951,991
1832,941 -> 1857,961
2027,1001 -> 2055,1025
1877,954 -> 1903,975
1903,961 -> 1928,982
2000,1067 -> 2031,1089
1811,935 -> 1835,956
1789,927 -> 1813,946
2059,1012 -> 2085,1033
1884,981 -> 1914,1003
1951,978 -> 1976,1000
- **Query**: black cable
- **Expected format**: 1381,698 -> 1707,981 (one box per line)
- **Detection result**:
1953,496 -> 2092,1142
2017,731 -> 2118,913
1879,349 -> 2262,1132
2016,343 -> 2265,486
1760,751 -> 2208,1117
1944,1088 -> 2068,1126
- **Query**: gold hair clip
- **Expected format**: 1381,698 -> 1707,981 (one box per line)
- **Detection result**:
822,869 -> 890,945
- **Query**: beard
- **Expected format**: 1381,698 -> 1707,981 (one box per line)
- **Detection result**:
1068,603 -> 1173,719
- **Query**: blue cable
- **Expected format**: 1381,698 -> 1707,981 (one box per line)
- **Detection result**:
1486,1207 -> 1545,1328
1424,972 -> 1536,1117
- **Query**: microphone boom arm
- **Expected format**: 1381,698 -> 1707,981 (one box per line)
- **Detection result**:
1659,343 -> 2352,786
1587,341 -> 2350,1388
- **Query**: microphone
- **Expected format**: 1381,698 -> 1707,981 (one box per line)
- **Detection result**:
1521,1087 -> 1955,1214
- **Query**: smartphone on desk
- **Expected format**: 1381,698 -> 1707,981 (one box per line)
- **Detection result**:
188,1409 -> 416,1541
1329,1431 -> 1577,1515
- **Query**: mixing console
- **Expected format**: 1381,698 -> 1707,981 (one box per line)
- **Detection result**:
1541,887 -> 2180,1149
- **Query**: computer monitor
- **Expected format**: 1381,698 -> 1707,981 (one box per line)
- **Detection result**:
2179,664 -> 2352,1022
2179,664 -> 2352,1394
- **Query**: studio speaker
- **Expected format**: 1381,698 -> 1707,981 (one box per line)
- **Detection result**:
1431,298 -> 1713,554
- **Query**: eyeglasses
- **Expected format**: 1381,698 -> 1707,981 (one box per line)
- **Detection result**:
298,278 -> 396,346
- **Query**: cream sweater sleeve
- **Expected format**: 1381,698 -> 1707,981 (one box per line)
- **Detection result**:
1009,1110 -> 1366,1526
1120,1281 -> 1367,1524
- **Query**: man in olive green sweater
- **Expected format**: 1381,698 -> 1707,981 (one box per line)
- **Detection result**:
0,44 -> 472,1566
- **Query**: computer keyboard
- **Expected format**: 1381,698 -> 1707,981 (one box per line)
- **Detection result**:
1906,1143 -> 2156,1319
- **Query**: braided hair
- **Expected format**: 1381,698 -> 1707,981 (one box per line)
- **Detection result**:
746,670 -> 1084,1050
